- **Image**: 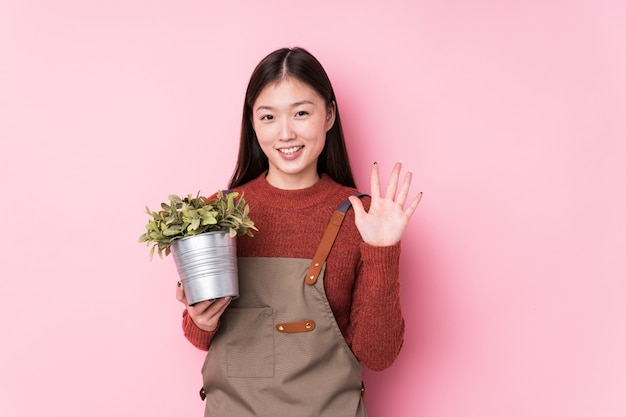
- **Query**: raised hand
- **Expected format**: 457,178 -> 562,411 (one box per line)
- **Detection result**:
349,162 -> 422,247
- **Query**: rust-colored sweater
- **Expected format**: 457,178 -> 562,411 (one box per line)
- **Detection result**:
182,173 -> 405,371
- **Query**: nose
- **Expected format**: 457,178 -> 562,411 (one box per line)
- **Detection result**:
278,118 -> 296,141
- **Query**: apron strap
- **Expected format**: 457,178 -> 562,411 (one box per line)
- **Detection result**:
305,194 -> 367,286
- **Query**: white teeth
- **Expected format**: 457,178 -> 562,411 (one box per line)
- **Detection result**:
279,146 -> 303,155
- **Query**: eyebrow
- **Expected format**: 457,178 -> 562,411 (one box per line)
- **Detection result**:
255,100 -> 316,112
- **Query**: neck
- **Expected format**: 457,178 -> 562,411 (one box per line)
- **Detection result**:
265,170 -> 320,190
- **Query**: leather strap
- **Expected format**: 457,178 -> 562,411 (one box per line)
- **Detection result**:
276,320 -> 316,333
305,194 -> 367,286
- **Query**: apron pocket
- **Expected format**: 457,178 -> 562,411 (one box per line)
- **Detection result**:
226,307 -> 275,378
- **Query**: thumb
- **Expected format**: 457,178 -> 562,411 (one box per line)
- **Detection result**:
348,195 -> 367,219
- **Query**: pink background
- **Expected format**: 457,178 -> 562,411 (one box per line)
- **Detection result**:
1,1 -> 625,416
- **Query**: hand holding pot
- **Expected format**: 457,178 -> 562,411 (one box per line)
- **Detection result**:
176,282 -> 232,332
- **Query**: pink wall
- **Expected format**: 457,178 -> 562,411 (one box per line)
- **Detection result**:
1,1 -> 625,416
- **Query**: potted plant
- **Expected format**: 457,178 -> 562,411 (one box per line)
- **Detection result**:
139,190 -> 257,305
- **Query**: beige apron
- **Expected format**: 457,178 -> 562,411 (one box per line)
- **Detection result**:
200,198 -> 368,417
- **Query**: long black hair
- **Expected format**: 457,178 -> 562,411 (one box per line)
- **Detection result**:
229,47 -> 356,189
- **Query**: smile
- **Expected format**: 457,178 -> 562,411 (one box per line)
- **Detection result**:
278,146 -> 304,155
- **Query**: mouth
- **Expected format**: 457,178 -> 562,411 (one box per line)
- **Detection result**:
278,146 -> 304,155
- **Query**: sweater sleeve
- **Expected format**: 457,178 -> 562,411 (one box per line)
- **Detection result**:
182,309 -> 219,351
347,242 -> 405,371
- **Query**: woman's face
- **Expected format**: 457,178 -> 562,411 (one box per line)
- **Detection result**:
252,77 -> 335,189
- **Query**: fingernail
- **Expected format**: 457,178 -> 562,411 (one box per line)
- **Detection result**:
373,161 -> 377,165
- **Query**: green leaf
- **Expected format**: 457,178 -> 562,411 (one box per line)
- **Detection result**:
200,215 -> 218,226
162,226 -> 182,237
168,194 -> 182,204
189,217 -> 200,231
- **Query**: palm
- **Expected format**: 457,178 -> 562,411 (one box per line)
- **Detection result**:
349,162 -> 422,246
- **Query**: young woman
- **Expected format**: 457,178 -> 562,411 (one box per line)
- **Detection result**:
176,47 -> 421,417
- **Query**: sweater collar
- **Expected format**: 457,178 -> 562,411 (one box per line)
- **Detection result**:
246,172 -> 338,208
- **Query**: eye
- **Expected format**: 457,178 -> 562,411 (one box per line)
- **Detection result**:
295,111 -> 309,117
260,114 -> 274,121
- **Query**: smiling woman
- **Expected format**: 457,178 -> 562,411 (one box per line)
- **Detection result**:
252,77 -> 336,189
174,47 -> 421,417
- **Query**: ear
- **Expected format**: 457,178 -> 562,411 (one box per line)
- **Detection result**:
325,101 -> 337,132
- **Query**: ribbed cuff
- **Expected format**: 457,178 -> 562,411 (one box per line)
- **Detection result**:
359,241 -> 401,287
182,309 -> 217,351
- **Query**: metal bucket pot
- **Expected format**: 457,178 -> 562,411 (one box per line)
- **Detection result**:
170,231 -> 239,306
